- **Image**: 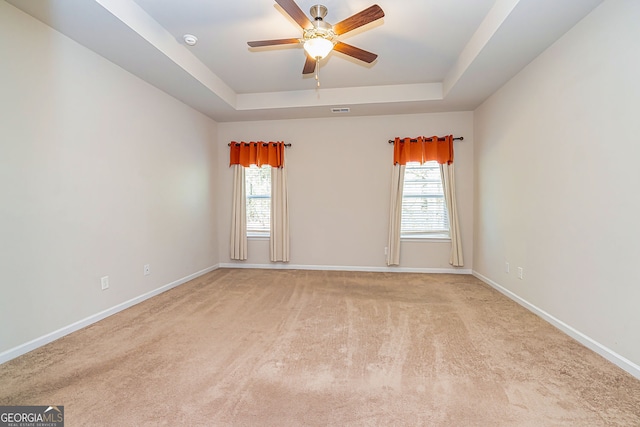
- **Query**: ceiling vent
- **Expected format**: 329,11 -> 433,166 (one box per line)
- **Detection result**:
331,107 -> 350,113
183,34 -> 198,46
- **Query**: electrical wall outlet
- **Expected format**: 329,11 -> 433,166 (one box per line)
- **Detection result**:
101,276 -> 109,290
505,262 -> 510,273
144,264 -> 150,276
384,247 -> 388,255
517,267 -> 524,280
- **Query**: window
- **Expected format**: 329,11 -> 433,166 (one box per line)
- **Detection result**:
401,161 -> 449,238
245,165 -> 271,236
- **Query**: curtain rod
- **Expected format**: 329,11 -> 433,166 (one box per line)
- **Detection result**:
228,142 -> 292,147
388,136 -> 464,144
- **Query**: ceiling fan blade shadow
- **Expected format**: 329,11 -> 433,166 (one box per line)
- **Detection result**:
275,0 -> 313,29
302,55 -> 316,74
333,42 -> 378,63
333,5 -> 384,35
248,38 -> 301,47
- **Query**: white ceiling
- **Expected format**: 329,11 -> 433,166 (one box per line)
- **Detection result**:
7,0 -> 602,122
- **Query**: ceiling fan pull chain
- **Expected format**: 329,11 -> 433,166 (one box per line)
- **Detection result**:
316,58 -> 320,87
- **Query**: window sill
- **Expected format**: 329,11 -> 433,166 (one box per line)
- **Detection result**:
247,234 -> 270,240
401,235 -> 451,242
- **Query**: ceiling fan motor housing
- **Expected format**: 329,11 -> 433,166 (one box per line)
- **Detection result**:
304,5 -> 334,42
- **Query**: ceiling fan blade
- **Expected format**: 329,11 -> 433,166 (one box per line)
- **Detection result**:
302,55 -> 316,74
332,5 -> 385,35
248,38 -> 301,47
275,0 -> 313,29
333,42 -> 378,63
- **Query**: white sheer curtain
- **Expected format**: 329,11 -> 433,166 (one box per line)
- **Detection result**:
230,164 -> 247,260
440,163 -> 463,267
386,163 -> 405,266
270,161 -> 290,262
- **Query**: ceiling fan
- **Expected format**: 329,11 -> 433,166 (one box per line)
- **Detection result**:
248,0 -> 385,78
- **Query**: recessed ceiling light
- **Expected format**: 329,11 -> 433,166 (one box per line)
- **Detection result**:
183,34 -> 198,46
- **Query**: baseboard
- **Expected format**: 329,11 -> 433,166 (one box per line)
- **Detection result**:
0,265 -> 220,365
219,262 -> 472,275
472,271 -> 640,380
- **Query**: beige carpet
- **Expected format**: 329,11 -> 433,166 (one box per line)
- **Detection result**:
1,269 -> 639,426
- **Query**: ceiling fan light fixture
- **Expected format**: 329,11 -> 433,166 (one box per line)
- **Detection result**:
303,37 -> 334,60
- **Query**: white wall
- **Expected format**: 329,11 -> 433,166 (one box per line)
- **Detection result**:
0,2 -> 219,356
474,0 -> 640,370
218,112 -> 473,271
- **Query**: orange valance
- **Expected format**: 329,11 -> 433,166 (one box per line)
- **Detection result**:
393,135 -> 454,165
229,141 -> 285,168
